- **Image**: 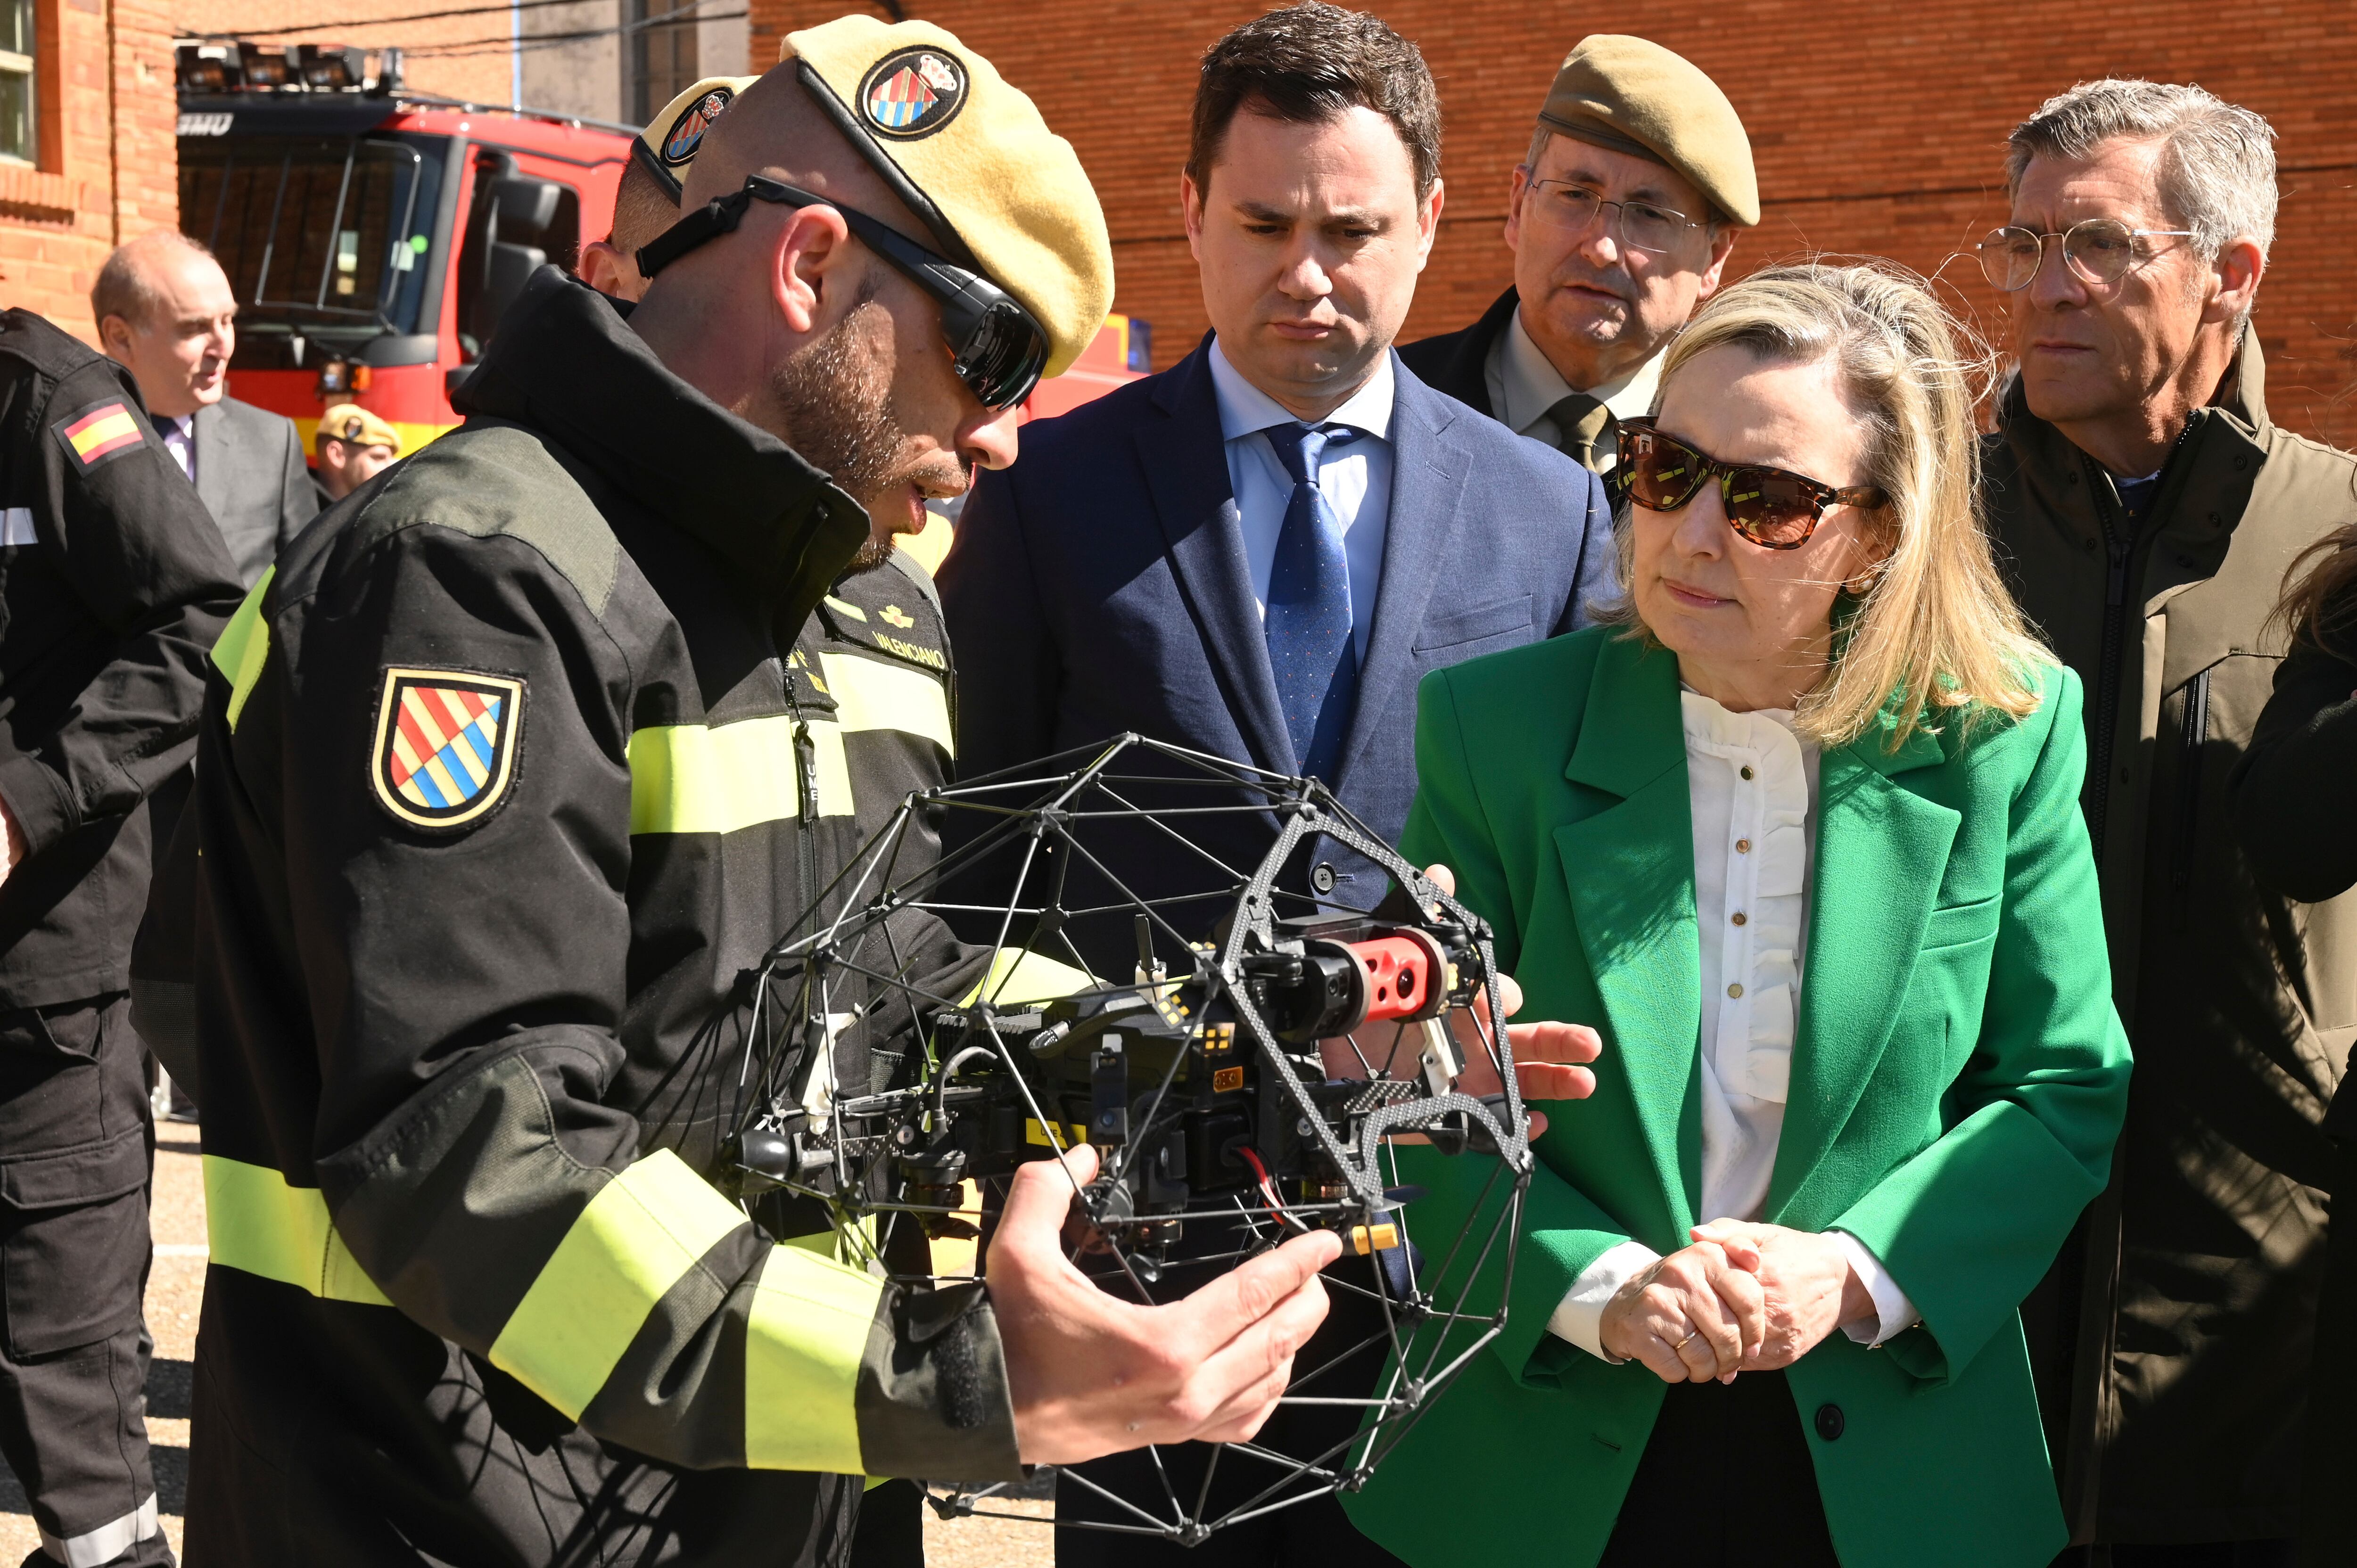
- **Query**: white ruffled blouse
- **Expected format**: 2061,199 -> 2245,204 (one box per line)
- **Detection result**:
1545,690 -> 1920,1359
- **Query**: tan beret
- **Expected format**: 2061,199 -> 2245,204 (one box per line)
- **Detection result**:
635,76 -> 759,202
1538,35 -> 1759,228
782,16 -> 1113,379
317,403 -> 398,453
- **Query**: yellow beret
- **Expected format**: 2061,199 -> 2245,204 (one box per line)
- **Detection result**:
782,16 -> 1113,379
635,76 -> 759,202
318,403 -> 399,453
1537,36 -> 1759,228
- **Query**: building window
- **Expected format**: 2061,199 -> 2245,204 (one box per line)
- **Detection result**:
0,0 -> 33,167
626,0 -> 697,127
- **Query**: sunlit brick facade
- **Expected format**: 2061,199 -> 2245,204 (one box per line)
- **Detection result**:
750,0 -> 2357,443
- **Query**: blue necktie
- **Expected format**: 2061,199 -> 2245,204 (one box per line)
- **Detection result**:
1264,422 -> 1360,780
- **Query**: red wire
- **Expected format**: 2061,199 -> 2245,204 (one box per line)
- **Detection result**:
1236,1146 -> 1300,1229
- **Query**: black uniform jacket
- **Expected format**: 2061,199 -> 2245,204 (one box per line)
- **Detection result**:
183,268 -> 1013,1568
0,309 -> 241,1010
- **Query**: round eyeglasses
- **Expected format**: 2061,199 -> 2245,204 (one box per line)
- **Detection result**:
1522,175 -> 1704,255
1974,219 -> 2195,292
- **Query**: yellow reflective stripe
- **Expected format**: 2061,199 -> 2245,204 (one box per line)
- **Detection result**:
743,1242 -> 882,1471
202,1154 -> 392,1306
957,948 -> 1098,1007
819,651 -> 953,758
211,566 -> 274,732
487,1149 -> 747,1420
627,715 -> 853,834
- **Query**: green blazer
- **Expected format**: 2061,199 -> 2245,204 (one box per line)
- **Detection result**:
1343,627 -> 2131,1568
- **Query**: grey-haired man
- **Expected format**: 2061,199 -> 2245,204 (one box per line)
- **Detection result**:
1979,78 -> 2357,1567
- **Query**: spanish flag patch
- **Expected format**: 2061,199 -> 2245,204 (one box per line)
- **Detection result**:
53,401 -> 147,470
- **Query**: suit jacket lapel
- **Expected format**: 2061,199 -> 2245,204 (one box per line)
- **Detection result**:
1551,636 -> 1700,1233
1767,726 -> 1960,1220
1133,340 -> 1294,773
193,402 -> 230,517
1333,365 -> 1466,790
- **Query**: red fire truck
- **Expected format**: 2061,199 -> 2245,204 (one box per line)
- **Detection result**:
173,40 -> 1145,562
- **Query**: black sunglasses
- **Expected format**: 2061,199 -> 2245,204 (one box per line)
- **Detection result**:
1617,419 -> 1888,549
635,174 -> 1050,410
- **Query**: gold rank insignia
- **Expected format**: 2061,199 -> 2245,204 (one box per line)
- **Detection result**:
880,604 -> 916,629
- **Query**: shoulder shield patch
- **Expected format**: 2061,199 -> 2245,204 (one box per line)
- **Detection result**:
372,667 -> 525,830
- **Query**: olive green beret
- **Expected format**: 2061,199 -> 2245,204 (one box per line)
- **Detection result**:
1537,35 -> 1759,228
783,16 -> 1114,380
634,76 -> 758,202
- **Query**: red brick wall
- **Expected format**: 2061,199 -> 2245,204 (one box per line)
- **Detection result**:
750,0 -> 2357,444
0,0 -> 181,344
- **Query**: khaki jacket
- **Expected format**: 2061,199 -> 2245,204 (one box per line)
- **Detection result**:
1984,333 -> 2357,1543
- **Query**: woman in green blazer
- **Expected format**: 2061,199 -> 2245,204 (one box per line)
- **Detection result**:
1344,265 -> 2130,1568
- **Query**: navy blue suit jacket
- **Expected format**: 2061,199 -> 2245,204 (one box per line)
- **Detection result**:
939,337 -> 1614,967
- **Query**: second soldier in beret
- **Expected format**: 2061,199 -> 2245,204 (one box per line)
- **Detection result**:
1400,35 -> 1757,476
311,401 -> 402,506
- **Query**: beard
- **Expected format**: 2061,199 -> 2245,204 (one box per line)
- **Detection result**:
769,291 -> 940,575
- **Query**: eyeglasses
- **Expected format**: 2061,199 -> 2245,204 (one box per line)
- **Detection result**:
1617,419 -> 1888,549
1521,175 -> 1703,255
1974,219 -> 2196,292
636,175 -> 1051,410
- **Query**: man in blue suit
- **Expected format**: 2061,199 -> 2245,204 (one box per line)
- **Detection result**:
940,8 -> 1612,1564
943,3 -> 1611,957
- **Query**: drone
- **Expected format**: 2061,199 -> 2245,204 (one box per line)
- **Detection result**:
706,734 -> 1535,1545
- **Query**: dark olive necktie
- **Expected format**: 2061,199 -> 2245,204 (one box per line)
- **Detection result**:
1546,392 -> 1611,472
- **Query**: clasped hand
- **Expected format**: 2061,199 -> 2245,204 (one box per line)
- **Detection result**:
1597,1221 -> 1877,1384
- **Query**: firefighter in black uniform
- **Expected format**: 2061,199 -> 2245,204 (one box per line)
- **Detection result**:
179,21 -> 1343,1568
0,308 -> 242,1567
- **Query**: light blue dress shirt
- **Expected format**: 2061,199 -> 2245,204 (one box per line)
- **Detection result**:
1205,337 -> 1395,663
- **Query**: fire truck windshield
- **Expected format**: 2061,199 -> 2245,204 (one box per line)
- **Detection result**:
180,132 -> 447,366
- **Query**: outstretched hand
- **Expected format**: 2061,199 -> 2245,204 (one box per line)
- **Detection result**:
989,1145 -> 1343,1464
1426,864 -> 1601,1135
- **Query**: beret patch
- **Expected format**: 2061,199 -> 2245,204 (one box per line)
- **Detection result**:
860,47 -> 967,141
662,87 -> 735,168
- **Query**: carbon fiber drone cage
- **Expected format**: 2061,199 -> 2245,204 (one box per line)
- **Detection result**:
720,734 -> 1533,1545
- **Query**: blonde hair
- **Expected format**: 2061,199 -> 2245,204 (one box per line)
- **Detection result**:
1609,260 -> 2047,750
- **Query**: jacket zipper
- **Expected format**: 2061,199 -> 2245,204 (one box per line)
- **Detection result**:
2170,666 -> 2210,893
2086,454 -> 2134,860
785,682 -> 821,921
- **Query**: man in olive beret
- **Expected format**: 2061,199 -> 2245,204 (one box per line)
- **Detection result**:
1399,34 -> 1757,474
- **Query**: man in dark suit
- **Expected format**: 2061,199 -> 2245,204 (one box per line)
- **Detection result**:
1399,35 -> 1756,477
944,2 -> 1613,938
94,230 -> 317,587
940,8 -> 1611,1562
